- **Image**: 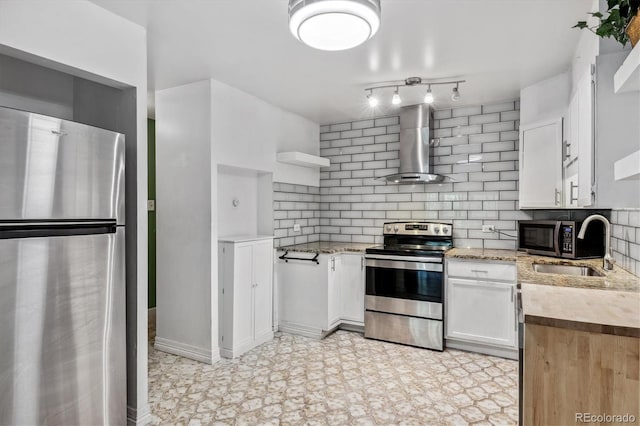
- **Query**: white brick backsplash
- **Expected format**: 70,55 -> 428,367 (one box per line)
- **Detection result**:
483,141 -> 515,152
282,98 -> 548,250
500,110 -> 520,121
482,101 -> 515,114
352,119 -> 374,129
500,130 -> 519,141
434,109 -> 451,119
374,116 -> 399,127
452,106 -> 482,117
469,133 -> 500,144
483,121 -> 514,133
469,113 -> 500,125
611,208 -> 640,276
363,127 -> 386,136
440,116 -> 469,128
330,122 -> 351,132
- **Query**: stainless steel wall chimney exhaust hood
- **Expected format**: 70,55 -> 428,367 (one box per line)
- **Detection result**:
380,104 -> 448,184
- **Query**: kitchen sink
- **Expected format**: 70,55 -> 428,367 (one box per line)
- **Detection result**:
532,263 -> 605,277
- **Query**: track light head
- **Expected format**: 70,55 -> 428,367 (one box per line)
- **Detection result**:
391,87 -> 401,105
424,86 -> 434,104
451,84 -> 460,101
367,91 -> 379,107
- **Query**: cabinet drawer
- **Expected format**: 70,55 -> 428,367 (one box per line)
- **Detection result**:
446,259 -> 516,282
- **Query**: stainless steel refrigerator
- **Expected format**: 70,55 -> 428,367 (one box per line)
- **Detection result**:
0,106 -> 126,425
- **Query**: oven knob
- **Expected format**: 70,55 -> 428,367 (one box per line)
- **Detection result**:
442,226 -> 450,234
385,225 -> 391,232
434,226 -> 441,234
393,225 -> 399,232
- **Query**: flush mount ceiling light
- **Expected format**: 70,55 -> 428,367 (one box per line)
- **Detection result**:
364,77 -> 466,107
289,0 -> 382,51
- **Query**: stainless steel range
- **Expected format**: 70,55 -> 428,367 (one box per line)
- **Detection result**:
364,221 -> 453,351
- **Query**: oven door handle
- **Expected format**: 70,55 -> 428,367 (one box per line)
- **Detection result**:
365,258 -> 443,272
364,254 -> 443,263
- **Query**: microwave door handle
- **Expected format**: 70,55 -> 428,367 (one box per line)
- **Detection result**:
554,222 -> 562,256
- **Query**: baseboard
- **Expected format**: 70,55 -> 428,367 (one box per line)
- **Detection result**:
220,331 -> 274,359
339,322 -> 364,333
154,336 -> 220,364
278,321 -> 326,339
446,339 -> 518,360
127,404 -> 151,426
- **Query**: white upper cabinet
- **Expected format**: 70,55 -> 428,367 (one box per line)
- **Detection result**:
519,118 -> 564,208
519,68 -> 597,209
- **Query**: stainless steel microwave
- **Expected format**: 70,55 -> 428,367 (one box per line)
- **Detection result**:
518,220 -> 605,259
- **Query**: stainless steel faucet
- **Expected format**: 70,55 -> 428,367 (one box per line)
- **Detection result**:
577,214 -> 615,271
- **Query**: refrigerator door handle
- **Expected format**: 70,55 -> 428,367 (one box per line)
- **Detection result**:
0,220 -> 117,240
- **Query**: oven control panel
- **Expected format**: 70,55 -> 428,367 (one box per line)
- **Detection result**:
384,222 -> 451,236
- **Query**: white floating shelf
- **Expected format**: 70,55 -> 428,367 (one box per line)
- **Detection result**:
614,42 -> 640,93
277,151 -> 330,168
614,150 -> 640,180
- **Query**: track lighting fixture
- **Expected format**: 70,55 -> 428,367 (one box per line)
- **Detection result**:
364,77 -> 465,108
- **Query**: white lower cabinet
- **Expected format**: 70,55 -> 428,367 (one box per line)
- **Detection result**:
218,237 -> 274,358
446,259 -> 517,359
277,252 -> 365,339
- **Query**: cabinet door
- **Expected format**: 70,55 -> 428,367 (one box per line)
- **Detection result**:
252,242 -> 273,339
519,118 -> 563,208
327,256 -> 341,329
446,278 -> 516,348
575,66 -> 594,207
234,244 -> 254,347
339,254 -> 365,323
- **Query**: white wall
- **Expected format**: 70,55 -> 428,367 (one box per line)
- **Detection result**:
595,51 -> 640,208
156,77 -> 316,362
520,72 -> 570,126
0,1 -> 149,424
217,166 -> 260,237
155,81 -> 216,362
209,79 -> 320,186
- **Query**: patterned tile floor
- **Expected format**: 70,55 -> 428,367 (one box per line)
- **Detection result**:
148,331 -> 519,425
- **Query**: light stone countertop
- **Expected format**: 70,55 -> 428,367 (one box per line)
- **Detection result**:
521,283 -> 640,337
445,248 -> 640,335
276,241 -> 376,254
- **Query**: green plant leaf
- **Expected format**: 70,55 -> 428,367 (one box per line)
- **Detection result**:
607,0 -> 618,10
573,21 -> 589,29
590,11 -> 604,18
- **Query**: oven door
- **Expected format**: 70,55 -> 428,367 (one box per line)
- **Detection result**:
365,255 -> 443,304
518,221 -> 561,256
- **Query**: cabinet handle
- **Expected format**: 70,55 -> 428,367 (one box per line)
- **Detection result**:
554,189 -> 561,206
331,257 -> 335,271
514,290 -> 519,332
510,286 -> 514,302
470,269 -> 488,273
361,256 -> 364,271
570,181 -> 578,204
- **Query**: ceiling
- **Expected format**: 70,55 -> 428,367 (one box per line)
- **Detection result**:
92,0 -> 593,124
